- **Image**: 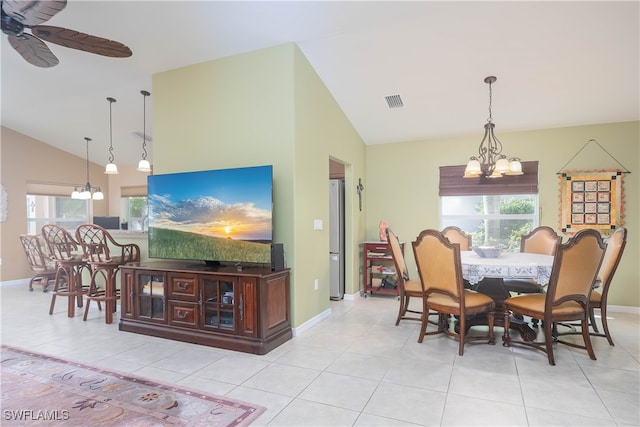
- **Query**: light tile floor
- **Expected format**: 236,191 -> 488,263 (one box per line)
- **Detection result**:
1,283 -> 639,426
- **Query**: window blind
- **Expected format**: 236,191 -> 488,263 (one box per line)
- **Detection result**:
120,185 -> 147,197
439,161 -> 539,196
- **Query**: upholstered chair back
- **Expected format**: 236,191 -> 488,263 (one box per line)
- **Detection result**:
521,226 -> 561,255
413,229 -> 462,300
548,229 -> 605,306
387,229 -> 409,281
442,226 -> 472,251
596,228 -> 627,286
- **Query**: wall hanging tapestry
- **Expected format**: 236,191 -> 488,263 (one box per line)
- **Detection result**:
0,345 -> 265,426
556,139 -> 630,235
558,170 -> 626,234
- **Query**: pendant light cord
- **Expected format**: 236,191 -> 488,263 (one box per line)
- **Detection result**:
107,97 -> 116,163
141,90 -> 150,160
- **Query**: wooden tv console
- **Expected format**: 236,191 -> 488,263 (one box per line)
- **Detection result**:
119,261 -> 291,355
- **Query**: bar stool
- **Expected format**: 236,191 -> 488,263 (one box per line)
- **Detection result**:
41,224 -> 89,317
75,224 -> 140,324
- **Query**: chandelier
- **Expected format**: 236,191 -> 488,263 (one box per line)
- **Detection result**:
71,137 -> 104,200
463,76 -> 523,178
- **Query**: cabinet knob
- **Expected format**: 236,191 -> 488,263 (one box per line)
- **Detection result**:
177,310 -> 188,319
177,281 -> 189,290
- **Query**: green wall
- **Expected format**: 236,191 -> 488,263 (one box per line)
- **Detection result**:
152,43 -> 366,327
366,121 -> 639,307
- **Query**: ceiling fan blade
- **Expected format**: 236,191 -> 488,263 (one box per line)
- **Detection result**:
8,32 -> 58,67
2,0 -> 66,26
30,25 -> 132,58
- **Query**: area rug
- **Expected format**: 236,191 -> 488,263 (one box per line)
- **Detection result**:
0,345 -> 265,426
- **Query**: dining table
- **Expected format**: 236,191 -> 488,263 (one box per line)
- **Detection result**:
459,250 -> 554,341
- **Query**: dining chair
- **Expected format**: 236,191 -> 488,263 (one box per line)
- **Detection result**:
19,234 -> 58,292
502,228 -> 606,365
41,224 -> 89,317
412,229 -> 495,356
556,227 -> 627,346
75,223 -> 141,323
441,226 -> 472,251
386,228 -> 437,326
503,226 -> 562,295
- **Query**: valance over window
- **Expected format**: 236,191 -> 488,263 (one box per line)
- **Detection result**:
439,161 -> 539,196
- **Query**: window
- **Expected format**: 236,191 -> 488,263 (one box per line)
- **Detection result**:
27,195 -> 88,234
439,161 -> 539,251
121,196 -> 148,231
120,185 -> 148,231
441,194 -> 538,251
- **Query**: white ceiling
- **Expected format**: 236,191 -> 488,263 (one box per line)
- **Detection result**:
2,1 -> 638,167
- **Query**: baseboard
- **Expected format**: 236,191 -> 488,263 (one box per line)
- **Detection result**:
607,305 -> 640,314
343,291 -> 360,301
292,308 -> 332,337
0,279 -> 29,287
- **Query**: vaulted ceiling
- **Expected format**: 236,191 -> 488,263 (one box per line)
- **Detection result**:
2,1 -> 638,167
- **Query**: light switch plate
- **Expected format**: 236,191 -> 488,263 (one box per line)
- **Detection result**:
313,219 -> 323,230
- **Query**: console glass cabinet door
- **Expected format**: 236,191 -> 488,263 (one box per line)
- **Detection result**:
202,276 -> 237,333
135,271 -> 166,322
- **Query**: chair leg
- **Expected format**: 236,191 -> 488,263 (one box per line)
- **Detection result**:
49,293 -> 57,315
582,317 -> 597,360
543,319 -> 555,365
417,299 -> 429,343
502,310 -> 511,347
83,299 -> 91,321
599,304 -> 614,346
396,295 -> 408,326
487,311 -> 495,345
458,312 -> 466,356
589,307 -> 599,333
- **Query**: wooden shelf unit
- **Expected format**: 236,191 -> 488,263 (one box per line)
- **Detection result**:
362,241 -> 402,296
120,261 -> 291,355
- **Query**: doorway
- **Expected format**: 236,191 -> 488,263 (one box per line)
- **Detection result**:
329,159 -> 345,300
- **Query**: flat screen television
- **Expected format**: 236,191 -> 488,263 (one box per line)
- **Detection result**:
147,165 -> 273,266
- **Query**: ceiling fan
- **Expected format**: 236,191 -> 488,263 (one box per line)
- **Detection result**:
1,0 -> 131,68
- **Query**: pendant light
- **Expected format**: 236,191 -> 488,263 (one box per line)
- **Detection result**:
71,137 -> 104,200
463,76 -> 523,178
104,97 -> 118,174
137,90 -> 151,172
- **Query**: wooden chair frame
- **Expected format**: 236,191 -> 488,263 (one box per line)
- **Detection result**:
556,227 -> 627,345
41,224 -> 89,317
19,234 -> 57,292
413,229 -> 495,356
75,223 -> 140,323
502,229 -> 606,365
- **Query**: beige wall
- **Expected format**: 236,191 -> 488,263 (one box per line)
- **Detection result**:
366,121 -> 639,307
0,127 -> 109,281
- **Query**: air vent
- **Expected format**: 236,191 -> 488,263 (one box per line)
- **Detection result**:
385,94 -> 404,109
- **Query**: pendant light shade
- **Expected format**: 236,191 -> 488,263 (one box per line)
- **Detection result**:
137,90 -> 152,173
104,97 -> 118,174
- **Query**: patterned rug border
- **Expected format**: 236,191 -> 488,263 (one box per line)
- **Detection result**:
1,344 -> 266,426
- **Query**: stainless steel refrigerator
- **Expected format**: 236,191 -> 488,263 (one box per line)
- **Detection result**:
329,179 -> 345,300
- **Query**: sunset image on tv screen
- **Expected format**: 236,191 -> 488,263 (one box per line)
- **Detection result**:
147,165 -> 273,263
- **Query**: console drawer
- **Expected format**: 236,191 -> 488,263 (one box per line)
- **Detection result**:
168,301 -> 199,328
167,273 -> 198,301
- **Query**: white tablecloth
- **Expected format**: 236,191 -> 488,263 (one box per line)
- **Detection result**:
460,251 -> 554,286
